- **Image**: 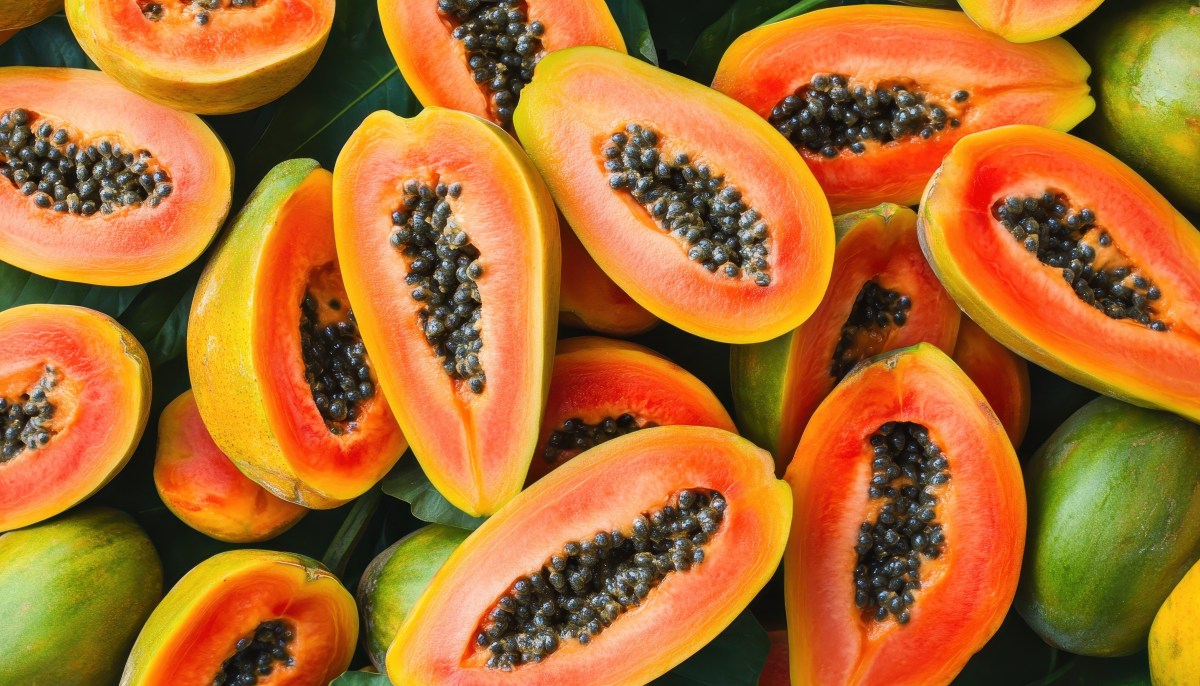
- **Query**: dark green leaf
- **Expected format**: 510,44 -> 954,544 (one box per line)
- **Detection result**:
650,611 -> 770,686
643,0 -> 732,67
684,0 -> 800,82
607,0 -> 658,65
0,262 -> 143,314
331,672 -> 392,686
380,457 -> 488,530
323,486 -> 383,578
0,16 -> 94,68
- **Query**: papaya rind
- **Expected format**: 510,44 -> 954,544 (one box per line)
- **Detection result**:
958,0 -> 1106,43
1151,558 -> 1200,685
0,0 -> 60,30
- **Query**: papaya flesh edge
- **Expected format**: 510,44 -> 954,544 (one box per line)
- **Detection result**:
188,158 -> 407,509
0,0 -> 60,30
333,107 -> 559,517
918,124 -> 1200,423
386,425 -> 791,686
559,223 -> 658,336
711,5 -> 1095,214
120,549 -> 357,686
785,344 -> 1024,686
951,318 -> 1030,447
731,203 -> 960,473
0,67 -> 233,286
959,0 -> 1107,43
0,304 -> 151,532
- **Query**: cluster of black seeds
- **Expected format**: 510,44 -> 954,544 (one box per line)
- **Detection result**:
994,193 -> 1168,331
831,280 -> 912,381
543,414 -> 655,463
390,179 -> 486,393
299,295 -> 376,431
854,422 -> 949,625
769,75 -> 967,157
477,490 -> 726,670
142,0 -> 257,25
0,367 -> 57,463
0,109 -> 172,215
439,0 -> 544,127
212,619 -> 294,686
605,124 -> 772,286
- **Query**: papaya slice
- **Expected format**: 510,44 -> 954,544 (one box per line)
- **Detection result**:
189,159 -> 406,509
0,304 -> 150,532
121,549 -> 357,686
334,108 -> 558,517
560,225 -> 658,336
379,0 -> 624,129
516,47 -> 835,344
731,203 -> 960,471
959,0 -> 1106,43
0,67 -> 233,286
528,336 -> 735,484
951,318 -> 1030,446
785,345 -> 1024,686
66,0 -> 332,114
711,5 -> 1094,214
919,125 -> 1200,423
1,0 -> 60,30
386,426 -> 790,684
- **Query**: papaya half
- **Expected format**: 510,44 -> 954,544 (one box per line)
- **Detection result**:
1151,557 -> 1200,685
121,549 -> 358,686
785,344 -> 1024,686
959,0 -> 1106,43
731,203 -> 960,471
559,224 -> 658,336
919,124 -> 1200,423
951,318 -> 1030,447
189,158 -> 407,509
0,67 -> 232,285
333,107 -> 559,517
0,304 -> 150,532
1,0 -> 60,30
516,46 -> 835,344
386,426 -> 791,685
711,5 -> 1094,214
66,0 -> 333,114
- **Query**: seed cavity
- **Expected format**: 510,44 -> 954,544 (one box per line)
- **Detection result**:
141,0 -> 259,24
543,414 -> 655,464
477,489 -> 726,670
831,280 -> 911,381
605,123 -> 772,286
212,619 -> 294,686
0,366 -> 58,463
854,422 -> 948,625
769,74 -> 967,158
993,192 -> 1168,331
0,108 -> 172,216
300,293 -> 376,432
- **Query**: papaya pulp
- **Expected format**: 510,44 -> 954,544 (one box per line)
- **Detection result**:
785,345 -> 1023,686
959,0 -> 1106,43
951,319 -> 1030,446
334,108 -> 558,517
559,225 -> 657,336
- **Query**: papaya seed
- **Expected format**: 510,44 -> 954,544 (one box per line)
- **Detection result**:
141,0 -> 258,23
543,413 -> 653,463
830,280 -> 912,381
211,618 -> 294,686
299,293 -> 377,430
0,366 -> 58,463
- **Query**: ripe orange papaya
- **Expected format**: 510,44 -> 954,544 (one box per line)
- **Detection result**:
559,225 -> 658,336
951,319 -> 1030,446
959,0 -> 1107,43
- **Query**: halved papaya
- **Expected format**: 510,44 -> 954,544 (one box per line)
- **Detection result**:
0,304 -> 150,532
528,336 -> 735,484
189,158 -> 407,509
1,0 -> 60,30
0,67 -> 233,286
711,5 -> 1094,214
919,125 -> 1200,423
333,108 -> 558,517
785,344 -> 1024,686
66,0 -> 332,114
120,549 -> 357,686
516,46 -> 835,344
959,0 -> 1106,43
379,0 -> 625,129
386,426 -> 790,684
730,203 -> 960,471
560,225 -> 658,336
951,318 -> 1030,447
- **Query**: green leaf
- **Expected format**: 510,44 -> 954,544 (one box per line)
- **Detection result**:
0,16 -> 94,68
380,457 -> 488,530
684,0 -> 800,82
330,671 -> 392,685
651,611 -> 770,686
607,0 -> 658,65
322,486 -> 383,578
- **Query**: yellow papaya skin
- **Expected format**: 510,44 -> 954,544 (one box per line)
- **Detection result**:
0,0 -> 60,30
1151,559 -> 1200,685
958,0 -> 1106,43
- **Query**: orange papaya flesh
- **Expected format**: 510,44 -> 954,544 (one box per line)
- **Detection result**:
189,159 -> 406,509
919,124 -> 1200,423
559,223 -> 658,336
154,390 -> 307,543
959,0 -> 1106,43
380,0 -> 624,129
0,67 -> 232,286
731,203 -> 960,472
951,318 -> 1030,447
386,426 -> 791,685
334,107 -> 558,517
1,0 -> 60,30
0,304 -> 150,532
516,47 -> 835,344
711,5 -> 1095,214
785,345 -> 1024,686
121,549 -> 357,686
527,336 -> 735,484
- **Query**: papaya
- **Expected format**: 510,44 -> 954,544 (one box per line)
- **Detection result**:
0,67 -> 233,286
560,225 -> 658,336
189,158 -> 406,509
529,336 -> 736,484
385,426 -> 790,684
0,28 -> 13,44
358,524 -> 471,671
379,0 -> 625,129
1017,397 -> 1200,657
959,0 -> 1106,43
333,108 -> 558,517
1,0 -> 60,30
731,203 -> 960,471
66,0 -> 332,114
919,124 -> 1200,423
154,390 -> 307,543
0,304 -> 150,532
516,47 -> 835,344
785,344 -> 1024,686
121,549 -> 358,685
0,508 -> 162,685
1151,558 -> 1200,685
711,5 -> 1094,214
759,630 -> 790,686
951,318 -> 1031,447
